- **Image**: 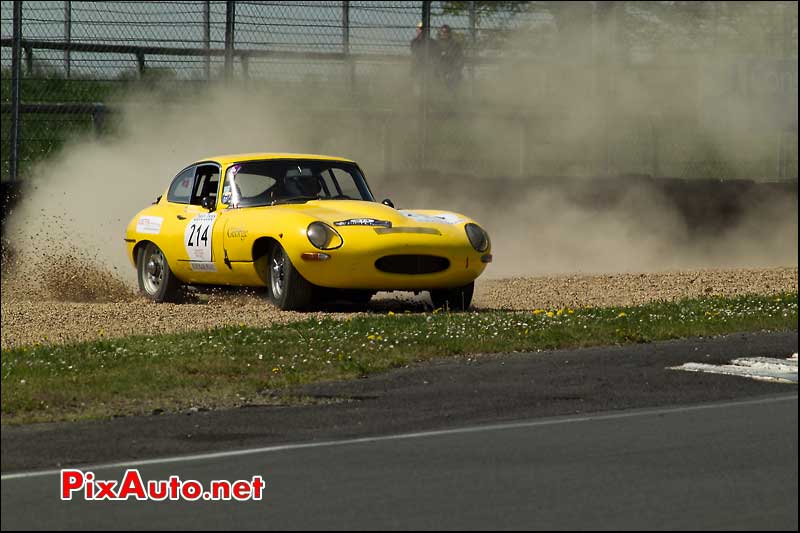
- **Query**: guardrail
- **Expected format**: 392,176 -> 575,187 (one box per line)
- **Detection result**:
0,38 -> 415,80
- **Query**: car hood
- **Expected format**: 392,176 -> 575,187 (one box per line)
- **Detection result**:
253,200 -> 474,231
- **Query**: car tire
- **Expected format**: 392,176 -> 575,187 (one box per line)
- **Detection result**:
268,243 -> 315,310
137,242 -> 181,303
430,281 -> 474,311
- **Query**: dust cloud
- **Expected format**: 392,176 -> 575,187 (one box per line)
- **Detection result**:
2,2 -> 796,301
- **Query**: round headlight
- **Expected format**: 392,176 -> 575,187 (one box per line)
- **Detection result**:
307,222 -> 342,250
465,223 -> 490,252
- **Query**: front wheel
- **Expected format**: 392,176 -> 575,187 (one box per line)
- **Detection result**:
268,244 -> 315,310
430,281 -> 474,311
137,242 -> 181,302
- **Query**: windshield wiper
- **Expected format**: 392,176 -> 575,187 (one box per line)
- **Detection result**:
271,195 -> 320,205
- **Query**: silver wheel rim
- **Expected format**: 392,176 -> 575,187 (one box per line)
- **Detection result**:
270,248 -> 285,299
142,245 -> 166,295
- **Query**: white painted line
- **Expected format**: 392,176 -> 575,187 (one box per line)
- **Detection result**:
671,355 -> 799,384
2,394 -> 796,481
731,357 -> 797,370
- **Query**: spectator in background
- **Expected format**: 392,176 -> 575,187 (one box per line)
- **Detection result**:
410,21 -> 438,95
436,24 -> 464,91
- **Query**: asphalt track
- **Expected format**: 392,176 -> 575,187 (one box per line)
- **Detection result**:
2,331 -> 798,529
2,395 -> 797,530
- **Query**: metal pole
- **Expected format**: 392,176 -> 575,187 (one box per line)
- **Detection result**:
224,0 -> 236,81
595,1 -> 616,177
469,1 -> 476,99
203,0 -> 210,80
383,116 -> 393,176
23,44 -> 33,74
343,1 -> 355,94
64,1 -> 71,78
8,1 -> 22,181
419,0 -> 431,170
92,106 -> 106,137
136,51 -> 145,78
518,116 -> 528,178
651,116 -> 659,178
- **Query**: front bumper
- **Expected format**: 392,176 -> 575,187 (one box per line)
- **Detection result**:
290,232 -> 489,290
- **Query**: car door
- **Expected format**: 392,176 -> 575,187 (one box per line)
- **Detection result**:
159,163 -> 223,283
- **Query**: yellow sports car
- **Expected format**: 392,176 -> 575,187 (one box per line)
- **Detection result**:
125,153 -> 492,310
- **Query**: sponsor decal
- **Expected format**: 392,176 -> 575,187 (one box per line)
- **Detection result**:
189,261 -> 217,272
399,211 -> 465,225
221,183 -> 232,205
136,216 -> 164,235
226,227 -> 248,240
334,218 -> 392,228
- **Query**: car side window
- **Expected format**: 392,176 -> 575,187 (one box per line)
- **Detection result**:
167,166 -> 195,204
190,164 -> 220,206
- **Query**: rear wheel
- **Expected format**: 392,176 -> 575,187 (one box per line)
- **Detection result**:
430,281 -> 474,311
137,242 -> 181,302
268,243 -> 315,310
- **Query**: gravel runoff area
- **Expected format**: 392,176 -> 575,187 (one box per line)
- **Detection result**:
1,267 -> 797,350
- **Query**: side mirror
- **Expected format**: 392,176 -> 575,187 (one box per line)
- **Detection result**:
382,198 -> 395,208
201,196 -> 215,211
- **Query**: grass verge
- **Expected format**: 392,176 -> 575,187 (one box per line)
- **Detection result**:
2,292 -> 797,425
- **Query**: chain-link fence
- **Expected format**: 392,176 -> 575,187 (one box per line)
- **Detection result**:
2,1 -> 798,181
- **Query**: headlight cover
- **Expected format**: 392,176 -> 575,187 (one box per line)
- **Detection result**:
465,223 -> 490,252
307,222 -> 343,250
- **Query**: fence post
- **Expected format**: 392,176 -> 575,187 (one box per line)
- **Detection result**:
594,1 -> 617,177
418,0 -> 431,171
64,1 -> 71,78
23,45 -> 33,74
518,115 -> 528,178
241,52 -> 249,81
224,0 -> 236,82
203,0 -> 210,81
650,115 -> 660,178
383,114 -> 393,176
136,51 -> 145,78
342,1 -> 355,95
8,1 -> 22,181
92,106 -> 106,137
469,1 -> 476,99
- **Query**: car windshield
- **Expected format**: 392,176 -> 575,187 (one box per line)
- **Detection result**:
221,159 -> 373,208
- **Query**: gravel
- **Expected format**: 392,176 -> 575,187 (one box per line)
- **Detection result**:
2,266 -> 796,350
474,267 -> 799,310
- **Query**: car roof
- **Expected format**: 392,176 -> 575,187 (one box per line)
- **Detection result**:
196,153 -> 356,167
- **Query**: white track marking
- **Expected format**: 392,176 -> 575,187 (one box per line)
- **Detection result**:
2,394 -> 796,481
671,355 -> 799,384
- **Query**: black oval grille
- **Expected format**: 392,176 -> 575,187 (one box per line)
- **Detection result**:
375,255 -> 450,275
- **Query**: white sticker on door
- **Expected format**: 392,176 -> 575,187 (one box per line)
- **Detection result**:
184,213 -> 217,262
